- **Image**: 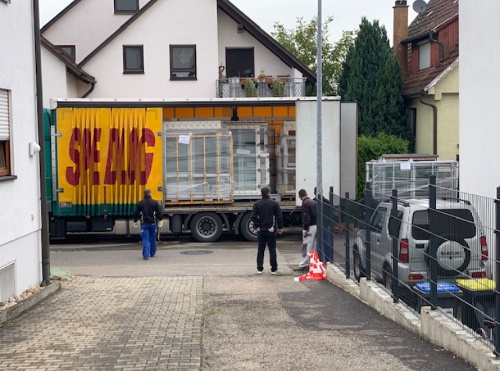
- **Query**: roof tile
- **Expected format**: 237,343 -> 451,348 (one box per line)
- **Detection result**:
408,0 -> 459,37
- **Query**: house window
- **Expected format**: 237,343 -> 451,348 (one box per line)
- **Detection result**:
123,45 -> 144,74
226,48 -> 255,77
114,0 -> 139,14
170,45 -> 196,80
0,89 -> 11,177
58,45 -> 76,62
419,42 -> 431,70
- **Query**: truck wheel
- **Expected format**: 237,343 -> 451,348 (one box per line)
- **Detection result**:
240,212 -> 258,242
190,212 -> 223,242
353,249 -> 365,282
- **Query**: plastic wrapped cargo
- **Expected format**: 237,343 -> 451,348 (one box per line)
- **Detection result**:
164,130 -> 233,203
366,158 -> 459,201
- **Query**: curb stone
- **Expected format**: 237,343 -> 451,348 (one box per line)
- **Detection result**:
0,281 -> 61,326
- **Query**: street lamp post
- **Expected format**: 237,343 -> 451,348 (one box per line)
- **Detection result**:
317,0 -> 324,260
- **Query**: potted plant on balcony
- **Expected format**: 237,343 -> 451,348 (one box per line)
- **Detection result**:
244,78 -> 257,97
257,70 -> 267,83
271,78 -> 285,97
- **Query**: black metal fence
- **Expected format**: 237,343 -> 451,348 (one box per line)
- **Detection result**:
315,179 -> 500,355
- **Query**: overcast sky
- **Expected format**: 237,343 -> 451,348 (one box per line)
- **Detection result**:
39,0 -> 418,45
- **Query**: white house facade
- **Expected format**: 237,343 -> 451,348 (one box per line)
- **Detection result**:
41,36 -> 96,107
0,1 -> 43,301
41,0 -> 150,65
459,0 -> 500,199
41,0 -> 315,102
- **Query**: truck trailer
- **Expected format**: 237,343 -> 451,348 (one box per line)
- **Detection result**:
44,97 -> 357,242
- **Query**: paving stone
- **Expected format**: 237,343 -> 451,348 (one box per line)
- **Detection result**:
0,277 -> 203,371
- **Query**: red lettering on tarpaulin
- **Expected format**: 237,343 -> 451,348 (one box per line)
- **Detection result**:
141,128 -> 155,185
128,128 -> 140,184
67,125 -> 156,187
104,128 -> 118,184
66,128 -> 81,186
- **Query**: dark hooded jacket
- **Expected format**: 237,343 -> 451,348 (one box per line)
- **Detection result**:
134,195 -> 163,224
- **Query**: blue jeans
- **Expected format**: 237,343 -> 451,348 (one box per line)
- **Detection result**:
140,223 -> 157,258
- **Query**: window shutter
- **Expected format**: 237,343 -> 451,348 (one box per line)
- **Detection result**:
0,89 -> 9,141
419,42 -> 431,70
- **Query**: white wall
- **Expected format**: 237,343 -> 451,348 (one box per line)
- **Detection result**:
0,0 -> 42,293
296,99 -> 341,206
41,47 -> 70,107
41,47 -> 89,107
459,0 -> 500,199
84,0 -> 219,98
43,0 -> 150,64
217,9 -> 301,78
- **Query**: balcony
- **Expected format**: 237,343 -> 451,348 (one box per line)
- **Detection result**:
216,77 -> 307,98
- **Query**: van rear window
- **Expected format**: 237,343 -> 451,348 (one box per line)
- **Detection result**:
411,209 -> 476,240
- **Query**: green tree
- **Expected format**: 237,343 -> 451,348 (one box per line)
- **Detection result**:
272,17 -> 355,96
338,18 -> 409,141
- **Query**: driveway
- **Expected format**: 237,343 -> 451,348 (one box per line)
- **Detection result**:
0,235 -> 476,370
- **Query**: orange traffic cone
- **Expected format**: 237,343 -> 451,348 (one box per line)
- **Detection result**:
294,251 -> 326,282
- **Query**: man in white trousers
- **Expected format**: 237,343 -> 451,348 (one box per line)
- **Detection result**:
296,189 -> 317,271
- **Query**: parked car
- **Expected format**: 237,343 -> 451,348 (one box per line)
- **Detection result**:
352,198 -> 488,292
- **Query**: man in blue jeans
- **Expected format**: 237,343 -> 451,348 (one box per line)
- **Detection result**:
134,189 -> 163,260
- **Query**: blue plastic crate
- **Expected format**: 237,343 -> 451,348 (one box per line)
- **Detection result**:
415,282 -> 460,294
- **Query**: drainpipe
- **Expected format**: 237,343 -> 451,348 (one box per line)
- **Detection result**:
81,81 -> 96,98
419,91 -> 438,155
33,0 -> 51,284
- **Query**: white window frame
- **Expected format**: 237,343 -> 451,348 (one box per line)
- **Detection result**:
0,88 -> 11,177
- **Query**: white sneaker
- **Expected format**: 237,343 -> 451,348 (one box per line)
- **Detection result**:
257,271 -> 263,274
271,270 -> 282,275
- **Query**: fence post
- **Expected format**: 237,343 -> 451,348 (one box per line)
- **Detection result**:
494,186 -> 500,356
365,182 -> 373,280
429,175 -> 437,309
344,192 -> 350,279
391,189 -> 399,303
317,191 -> 324,262
327,186 -> 334,263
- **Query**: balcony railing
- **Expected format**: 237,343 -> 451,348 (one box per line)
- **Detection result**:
216,77 -> 307,98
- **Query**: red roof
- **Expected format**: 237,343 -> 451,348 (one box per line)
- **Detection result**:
402,0 -> 459,97
408,0 -> 459,38
402,43 -> 458,96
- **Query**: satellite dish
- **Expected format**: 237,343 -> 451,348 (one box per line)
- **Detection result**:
413,0 -> 428,13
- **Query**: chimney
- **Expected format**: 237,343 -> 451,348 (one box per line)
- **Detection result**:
393,0 -> 409,77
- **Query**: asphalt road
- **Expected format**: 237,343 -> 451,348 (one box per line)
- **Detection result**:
45,234 -> 477,370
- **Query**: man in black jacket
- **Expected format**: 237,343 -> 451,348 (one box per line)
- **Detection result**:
134,189 -> 163,260
297,189 -> 317,269
251,187 -> 284,274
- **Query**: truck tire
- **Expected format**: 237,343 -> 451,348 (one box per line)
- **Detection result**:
190,212 -> 223,242
240,212 -> 258,242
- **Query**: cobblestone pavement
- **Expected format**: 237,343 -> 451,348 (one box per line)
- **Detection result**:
0,276 -> 203,371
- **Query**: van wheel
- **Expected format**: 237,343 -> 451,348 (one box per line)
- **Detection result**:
191,212 -> 223,242
240,212 -> 258,242
383,266 -> 393,291
353,250 -> 365,282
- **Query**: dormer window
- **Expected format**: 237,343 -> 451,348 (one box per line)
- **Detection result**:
419,41 -> 431,70
114,0 -> 139,14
